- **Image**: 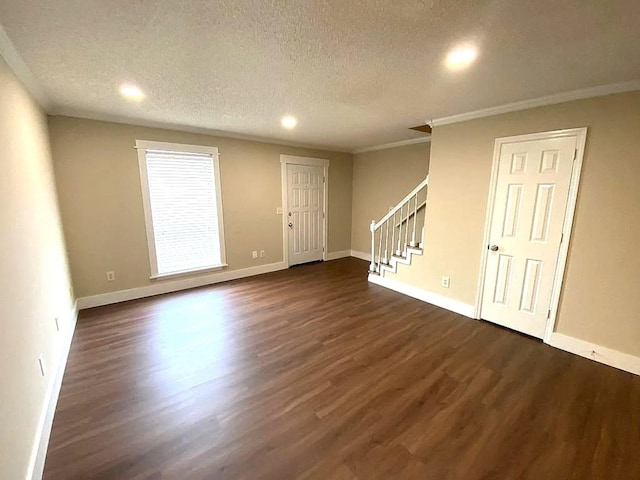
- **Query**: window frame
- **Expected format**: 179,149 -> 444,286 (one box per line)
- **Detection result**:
136,139 -> 227,279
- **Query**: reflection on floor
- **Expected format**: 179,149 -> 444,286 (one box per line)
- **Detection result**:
44,258 -> 640,479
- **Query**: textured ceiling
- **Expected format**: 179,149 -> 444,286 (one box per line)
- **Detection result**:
0,0 -> 639,150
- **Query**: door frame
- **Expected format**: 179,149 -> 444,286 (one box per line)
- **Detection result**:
474,127 -> 588,343
280,155 -> 329,267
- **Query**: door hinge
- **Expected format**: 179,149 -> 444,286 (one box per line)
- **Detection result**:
573,149 -> 578,161
323,176 -> 326,183
560,232 -> 564,244
547,309 -> 551,319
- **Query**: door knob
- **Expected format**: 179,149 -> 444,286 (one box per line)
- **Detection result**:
489,245 -> 499,252
288,222 -> 293,228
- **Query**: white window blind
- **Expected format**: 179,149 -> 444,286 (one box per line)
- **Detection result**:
137,141 -> 226,278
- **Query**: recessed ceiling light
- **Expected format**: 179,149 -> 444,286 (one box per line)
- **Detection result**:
445,45 -> 478,70
119,84 -> 144,100
281,115 -> 297,129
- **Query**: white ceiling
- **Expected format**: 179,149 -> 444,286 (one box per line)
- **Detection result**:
0,1 -> 639,151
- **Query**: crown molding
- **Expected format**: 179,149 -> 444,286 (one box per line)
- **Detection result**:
49,107 -> 352,153
4,18 -> 637,152
352,136 -> 431,154
0,24 -> 51,109
430,80 -> 640,127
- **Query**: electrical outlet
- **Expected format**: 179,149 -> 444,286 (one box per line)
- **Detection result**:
260,250 -> 266,258
252,250 -> 258,259
54,316 -> 60,332
38,354 -> 46,377
441,276 -> 450,288
276,207 -> 283,214
106,271 -> 116,281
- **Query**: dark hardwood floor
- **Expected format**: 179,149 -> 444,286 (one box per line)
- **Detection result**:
44,258 -> 640,479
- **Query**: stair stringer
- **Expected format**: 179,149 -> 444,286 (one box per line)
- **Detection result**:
369,243 -> 423,279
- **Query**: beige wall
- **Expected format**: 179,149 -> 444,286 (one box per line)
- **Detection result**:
351,142 -> 430,253
0,59 -> 74,479
48,116 -> 352,298
393,91 -> 640,357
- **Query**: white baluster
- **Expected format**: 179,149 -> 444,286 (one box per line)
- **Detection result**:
390,211 -> 396,258
404,200 -> 409,256
396,204 -> 403,256
369,180 -> 428,273
369,220 -> 376,272
411,193 -> 418,247
384,219 -> 389,264
377,223 -> 383,271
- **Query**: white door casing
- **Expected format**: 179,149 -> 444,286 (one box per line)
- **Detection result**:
280,155 -> 329,267
479,129 -> 586,339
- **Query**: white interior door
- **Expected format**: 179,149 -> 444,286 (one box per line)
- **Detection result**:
481,134 -> 578,338
287,164 -> 324,266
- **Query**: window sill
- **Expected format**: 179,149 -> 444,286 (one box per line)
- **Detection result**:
150,264 -> 228,280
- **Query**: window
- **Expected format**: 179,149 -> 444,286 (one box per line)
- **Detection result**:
136,140 -> 226,278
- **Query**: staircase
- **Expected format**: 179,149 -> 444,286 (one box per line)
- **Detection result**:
368,176 -> 429,279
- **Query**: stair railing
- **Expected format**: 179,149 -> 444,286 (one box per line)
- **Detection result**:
369,176 -> 429,273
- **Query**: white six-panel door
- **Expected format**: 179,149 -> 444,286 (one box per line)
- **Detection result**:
287,164 -> 325,266
481,134 -> 578,338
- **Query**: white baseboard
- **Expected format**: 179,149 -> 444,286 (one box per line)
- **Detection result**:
350,250 -> 371,262
368,274 -> 475,318
547,333 -> 640,376
325,250 -> 351,261
77,261 -> 287,309
27,301 -> 78,480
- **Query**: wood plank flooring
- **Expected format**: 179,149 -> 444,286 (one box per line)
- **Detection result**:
44,258 -> 640,479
